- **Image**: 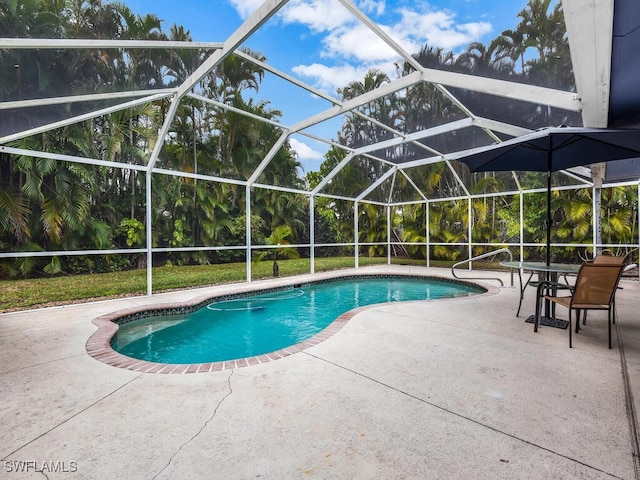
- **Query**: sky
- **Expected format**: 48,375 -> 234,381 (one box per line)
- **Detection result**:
129,0 -> 534,172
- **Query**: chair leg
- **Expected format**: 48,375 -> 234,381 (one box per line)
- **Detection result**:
613,298 -> 616,325
534,284 -> 543,332
575,309 -> 581,333
569,310 -> 573,348
608,308 -> 612,349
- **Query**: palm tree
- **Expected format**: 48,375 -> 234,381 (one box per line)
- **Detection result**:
253,224 -> 298,277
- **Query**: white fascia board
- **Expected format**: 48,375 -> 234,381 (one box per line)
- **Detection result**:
563,0 -> 613,128
0,38 -> 222,50
0,92 -> 170,144
420,69 -> 580,112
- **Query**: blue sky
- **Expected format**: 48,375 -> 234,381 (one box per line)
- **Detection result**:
129,0 -> 534,172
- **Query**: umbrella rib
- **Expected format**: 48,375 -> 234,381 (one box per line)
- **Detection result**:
474,144 -> 523,170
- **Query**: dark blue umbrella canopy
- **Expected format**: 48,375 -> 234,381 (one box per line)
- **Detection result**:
457,127 -> 640,173
455,126 -> 640,265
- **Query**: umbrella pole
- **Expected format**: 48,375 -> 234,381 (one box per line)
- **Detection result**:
546,169 -> 552,267
546,146 -> 552,267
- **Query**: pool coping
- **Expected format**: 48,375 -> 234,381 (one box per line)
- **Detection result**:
86,273 -> 499,373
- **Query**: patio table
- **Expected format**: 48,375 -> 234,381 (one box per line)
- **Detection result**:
500,261 -> 581,324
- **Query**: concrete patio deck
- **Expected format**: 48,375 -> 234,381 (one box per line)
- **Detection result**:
1,265 -> 639,479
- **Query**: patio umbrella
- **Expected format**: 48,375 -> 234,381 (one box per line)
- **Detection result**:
455,126 -> 640,265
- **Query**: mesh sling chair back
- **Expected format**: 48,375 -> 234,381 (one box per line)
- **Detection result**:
534,262 -> 625,348
592,254 -> 627,265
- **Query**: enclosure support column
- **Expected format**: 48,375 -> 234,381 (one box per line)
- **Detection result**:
637,183 -> 640,281
592,163 -> 605,255
145,170 -> 153,296
425,200 -> 430,268
354,201 -> 359,269
387,205 -> 391,265
467,197 -> 472,271
592,185 -> 598,255
246,185 -> 252,283
310,195 -> 315,275
519,192 -> 524,262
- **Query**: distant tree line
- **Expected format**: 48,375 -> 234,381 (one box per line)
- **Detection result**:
0,0 -> 636,278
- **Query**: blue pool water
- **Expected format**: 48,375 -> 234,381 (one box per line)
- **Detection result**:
112,276 -> 483,364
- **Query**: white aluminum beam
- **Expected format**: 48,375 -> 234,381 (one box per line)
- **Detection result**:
189,92 -> 285,128
0,38 -> 222,50
357,167 -> 397,201
353,118 -> 474,156
0,92 -> 171,144
0,145 -> 148,171
236,49 -> 413,143
147,0 -> 289,171
0,89 -> 175,111
563,0 -> 614,127
420,69 -> 580,112
246,132 -> 290,185
289,71 -> 422,133
337,0 -> 423,73
397,169 -> 429,202
311,152 -> 356,195
472,117 -> 533,138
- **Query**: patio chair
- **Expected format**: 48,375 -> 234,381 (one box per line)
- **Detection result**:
534,262 -> 625,348
592,253 -> 627,265
581,253 -> 636,325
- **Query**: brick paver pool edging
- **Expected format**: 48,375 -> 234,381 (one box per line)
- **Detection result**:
86,274 -> 498,373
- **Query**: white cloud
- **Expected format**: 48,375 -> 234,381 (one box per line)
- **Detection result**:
227,0 -> 264,19
289,138 -> 325,162
359,0 -> 386,16
229,0 -> 494,97
292,62 -> 373,94
395,7 -> 492,51
281,0 -> 354,32
322,23 -> 405,63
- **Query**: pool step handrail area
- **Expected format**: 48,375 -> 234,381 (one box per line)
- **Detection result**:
451,248 -> 514,287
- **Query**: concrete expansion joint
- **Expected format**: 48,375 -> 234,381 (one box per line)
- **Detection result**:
615,319 -> 640,480
152,369 -> 234,479
1,372 -> 144,463
2,353 -> 88,376
304,351 -> 623,479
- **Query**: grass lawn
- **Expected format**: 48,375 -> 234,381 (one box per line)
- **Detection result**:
0,256 -> 413,312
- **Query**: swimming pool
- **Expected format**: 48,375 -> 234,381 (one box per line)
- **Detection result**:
96,275 -> 484,371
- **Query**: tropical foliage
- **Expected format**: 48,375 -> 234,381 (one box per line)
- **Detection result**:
0,0 -> 637,281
